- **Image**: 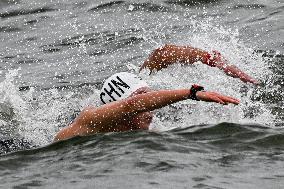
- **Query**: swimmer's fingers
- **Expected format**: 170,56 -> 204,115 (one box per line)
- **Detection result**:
196,91 -> 224,104
239,73 -> 260,85
220,64 -> 260,85
196,91 -> 240,105
212,92 -> 240,105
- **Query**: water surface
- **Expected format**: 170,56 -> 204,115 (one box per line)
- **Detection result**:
0,0 -> 284,188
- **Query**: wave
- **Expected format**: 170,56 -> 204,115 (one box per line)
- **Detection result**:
2,122 -> 284,157
0,25 -> 21,32
88,1 -> 125,11
0,6 -> 56,18
165,0 -> 220,6
229,4 -> 266,10
41,28 -> 144,57
88,1 -> 171,13
1,123 -> 284,188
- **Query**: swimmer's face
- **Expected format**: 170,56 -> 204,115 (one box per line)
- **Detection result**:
128,87 -> 153,130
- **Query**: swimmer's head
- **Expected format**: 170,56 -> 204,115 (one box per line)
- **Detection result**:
99,72 -> 149,105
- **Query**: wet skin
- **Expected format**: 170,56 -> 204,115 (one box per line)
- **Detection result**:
122,87 -> 154,130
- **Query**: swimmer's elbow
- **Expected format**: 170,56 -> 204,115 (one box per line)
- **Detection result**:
53,130 -> 66,142
53,122 -> 83,142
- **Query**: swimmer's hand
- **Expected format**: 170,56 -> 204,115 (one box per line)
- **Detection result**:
216,62 -> 259,85
196,91 -> 240,105
211,51 -> 259,85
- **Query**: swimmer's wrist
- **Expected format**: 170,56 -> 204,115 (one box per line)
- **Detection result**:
205,50 -> 222,67
188,84 -> 205,101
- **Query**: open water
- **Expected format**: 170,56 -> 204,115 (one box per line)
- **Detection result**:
0,0 -> 284,188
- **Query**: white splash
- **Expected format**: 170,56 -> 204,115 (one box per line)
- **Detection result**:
137,18 -> 275,130
0,70 -> 94,145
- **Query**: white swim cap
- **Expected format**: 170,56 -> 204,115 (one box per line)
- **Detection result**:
99,72 -> 149,104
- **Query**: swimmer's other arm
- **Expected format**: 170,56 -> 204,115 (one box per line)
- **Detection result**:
54,89 -> 239,142
139,44 -> 259,85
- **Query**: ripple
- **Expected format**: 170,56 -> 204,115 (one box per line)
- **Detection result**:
42,47 -> 61,53
88,1 -> 171,13
148,161 -> 179,172
1,121 -> 283,155
17,58 -> 42,65
250,134 -> 284,148
13,180 -> 43,188
165,0 -> 219,6
0,0 -> 20,7
42,28 -> 144,56
230,4 -> 266,10
0,26 -> 21,33
0,7 -> 56,18
126,3 -> 171,12
88,1 -> 125,11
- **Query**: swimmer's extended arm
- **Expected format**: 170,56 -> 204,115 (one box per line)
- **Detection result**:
139,44 -> 259,85
54,89 -> 239,141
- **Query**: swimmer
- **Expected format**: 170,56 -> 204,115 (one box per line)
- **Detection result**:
54,44 -> 258,142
